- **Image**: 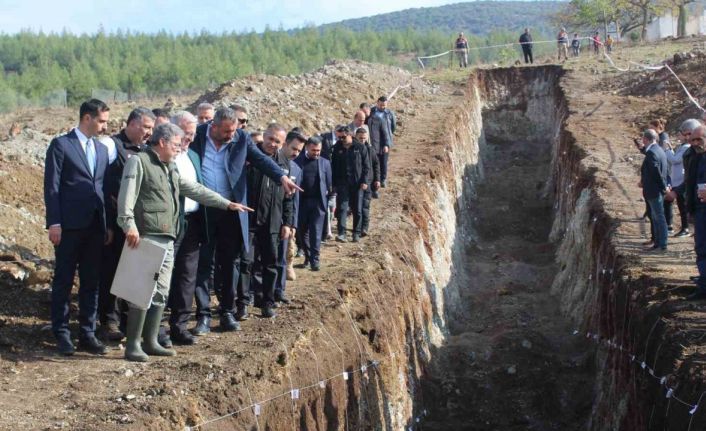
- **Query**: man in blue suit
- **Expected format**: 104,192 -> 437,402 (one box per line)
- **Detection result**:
274,131 -> 306,305
640,129 -> 670,252
294,137 -> 333,271
44,99 -> 111,356
189,108 -> 301,333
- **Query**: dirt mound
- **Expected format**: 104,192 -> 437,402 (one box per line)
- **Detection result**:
189,59 -> 439,134
604,46 -> 706,128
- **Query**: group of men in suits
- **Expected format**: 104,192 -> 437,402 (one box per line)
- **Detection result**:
638,118 -> 706,302
43,95 -> 395,359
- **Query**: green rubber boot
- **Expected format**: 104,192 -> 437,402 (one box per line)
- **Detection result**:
142,306 -> 176,357
125,307 -> 148,362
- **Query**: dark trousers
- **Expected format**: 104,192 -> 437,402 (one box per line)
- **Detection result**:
168,212 -> 203,332
645,201 -> 654,241
275,238 -> 288,296
193,208 -> 243,316
193,236 -> 215,318
673,184 -> 689,231
98,227 -> 125,325
241,225 -> 279,308
522,47 -> 533,64
695,208 -> 706,291
298,198 -> 326,265
664,197 -> 674,229
362,189 -> 372,233
336,184 -> 364,236
378,152 -> 389,183
51,214 -> 103,338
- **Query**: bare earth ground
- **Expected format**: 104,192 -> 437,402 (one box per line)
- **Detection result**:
2,39 -> 706,429
0,61 -> 448,430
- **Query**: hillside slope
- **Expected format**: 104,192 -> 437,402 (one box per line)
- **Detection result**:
320,1 -> 564,35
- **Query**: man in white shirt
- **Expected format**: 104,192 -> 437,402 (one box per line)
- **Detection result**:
167,111 -> 205,345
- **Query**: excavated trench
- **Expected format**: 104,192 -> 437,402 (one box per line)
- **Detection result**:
419,66 -> 595,430
242,66 -> 657,431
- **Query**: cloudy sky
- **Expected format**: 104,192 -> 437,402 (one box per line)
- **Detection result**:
0,0 -> 460,34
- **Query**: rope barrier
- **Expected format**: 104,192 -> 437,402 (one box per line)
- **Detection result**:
579,327 -> 701,412
416,36 -> 706,115
416,37 -> 596,68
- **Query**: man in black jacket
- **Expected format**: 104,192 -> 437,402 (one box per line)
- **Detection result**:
519,28 -> 533,64
683,120 -> 703,217
367,96 -> 395,188
239,123 -> 295,318
331,126 -> 370,242
640,129 -> 670,252
687,126 -> 706,300
99,107 -> 155,341
356,127 -> 380,236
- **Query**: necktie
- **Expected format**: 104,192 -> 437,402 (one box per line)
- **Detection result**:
85,138 -> 96,175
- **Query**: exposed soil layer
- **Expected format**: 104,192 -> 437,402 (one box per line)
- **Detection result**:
421,67 -> 595,430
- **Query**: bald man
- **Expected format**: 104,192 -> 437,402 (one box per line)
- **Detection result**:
349,110 -> 369,135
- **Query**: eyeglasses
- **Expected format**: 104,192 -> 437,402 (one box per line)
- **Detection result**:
238,118 -> 248,124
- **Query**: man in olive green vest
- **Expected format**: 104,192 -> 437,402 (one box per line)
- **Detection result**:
117,123 -> 250,362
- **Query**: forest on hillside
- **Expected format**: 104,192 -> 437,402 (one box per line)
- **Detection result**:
320,1 -> 563,35
0,27 -> 553,111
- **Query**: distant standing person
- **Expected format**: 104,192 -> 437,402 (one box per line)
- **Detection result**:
571,33 -> 581,57
367,96 -> 395,188
557,27 -> 569,62
455,32 -> 469,68
605,35 -> 614,53
593,32 -> 602,55
519,28 -> 533,64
